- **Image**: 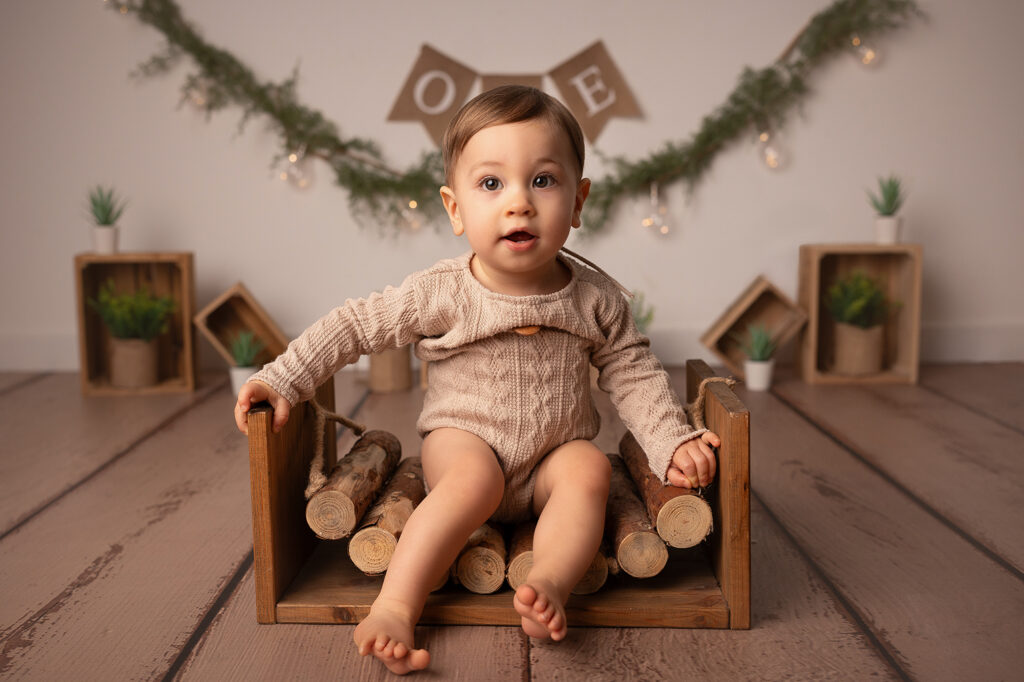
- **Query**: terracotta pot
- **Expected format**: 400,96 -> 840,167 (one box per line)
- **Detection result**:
109,337 -> 159,388
743,359 -> 774,391
833,322 -> 884,376
92,225 -> 119,254
874,216 -> 902,244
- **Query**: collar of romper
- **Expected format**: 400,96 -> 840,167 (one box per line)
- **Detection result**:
512,248 -> 634,336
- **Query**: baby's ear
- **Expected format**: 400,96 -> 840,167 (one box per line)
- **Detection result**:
571,178 -> 592,228
439,186 -> 463,236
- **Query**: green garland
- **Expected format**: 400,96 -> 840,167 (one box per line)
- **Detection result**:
109,0 -> 921,234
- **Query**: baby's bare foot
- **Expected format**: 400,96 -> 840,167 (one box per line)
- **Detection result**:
353,599 -> 430,675
513,580 -> 567,641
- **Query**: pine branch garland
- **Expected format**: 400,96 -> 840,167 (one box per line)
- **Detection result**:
109,0 -> 921,234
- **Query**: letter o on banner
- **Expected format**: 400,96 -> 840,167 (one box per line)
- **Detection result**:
413,70 -> 457,116
388,45 -> 478,145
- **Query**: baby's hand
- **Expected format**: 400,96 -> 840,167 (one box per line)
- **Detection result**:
234,380 -> 290,435
667,431 -> 721,489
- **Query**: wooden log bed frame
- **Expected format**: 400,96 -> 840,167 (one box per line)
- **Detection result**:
245,359 -> 750,629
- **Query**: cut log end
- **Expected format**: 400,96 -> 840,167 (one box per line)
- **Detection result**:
618,531 -> 670,578
571,550 -> 609,595
456,547 -> 506,594
348,527 -> 397,575
657,495 -> 714,548
506,552 -> 532,591
305,491 -> 356,540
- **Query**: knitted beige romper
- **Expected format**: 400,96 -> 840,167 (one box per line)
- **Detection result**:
251,251 -> 704,523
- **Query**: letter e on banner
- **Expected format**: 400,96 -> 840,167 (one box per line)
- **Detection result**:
388,45 -> 478,145
549,41 -> 641,143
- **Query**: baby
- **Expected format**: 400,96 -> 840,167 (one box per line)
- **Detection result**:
234,85 -> 720,675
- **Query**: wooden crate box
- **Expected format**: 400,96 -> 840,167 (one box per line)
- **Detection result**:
245,360 -> 750,629
74,252 -> 196,395
193,282 -> 290,367
798,243 -> 922,384
701,275 -> 807,377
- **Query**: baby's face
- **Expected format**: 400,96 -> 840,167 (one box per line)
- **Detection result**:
440,119 -> 589,291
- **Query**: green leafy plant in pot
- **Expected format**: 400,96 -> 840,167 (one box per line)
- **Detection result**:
867,175 -> 906,244
228,330 -> 265,394
87,186 -> 128,254
826,271 -> 892,376
731,323 -> 777,391
88,279 -> 175,388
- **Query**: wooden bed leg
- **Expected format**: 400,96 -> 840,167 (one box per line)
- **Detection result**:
247,377 -> 336,623
687,360 -> 751,629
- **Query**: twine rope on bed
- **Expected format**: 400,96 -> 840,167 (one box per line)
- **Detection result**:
304,399 -> 367,500
685,376 -> 737,430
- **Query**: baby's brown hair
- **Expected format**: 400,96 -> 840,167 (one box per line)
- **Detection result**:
441,85 -> 586,187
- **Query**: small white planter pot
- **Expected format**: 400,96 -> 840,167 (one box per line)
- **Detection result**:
230,366 -> 259,395
743,358 -> 775,391
874,216 -> 902,244
92,225 -> 119,253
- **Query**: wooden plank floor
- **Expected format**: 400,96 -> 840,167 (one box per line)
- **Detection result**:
1,363 -> 1021,681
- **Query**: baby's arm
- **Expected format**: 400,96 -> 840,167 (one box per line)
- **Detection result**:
668,431 -> 721,489
237,271 -> 427,433
592,293 -> 707,484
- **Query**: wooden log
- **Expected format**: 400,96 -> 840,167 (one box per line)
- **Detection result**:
505,521 -> 608,595
572,546 -> 609,595
619,431 -> 714,548
606,453 -> 669,578
347,457 -> 426,574
304,430 -> 401,540
505,521 -> 535,591
454,523 -> 507,594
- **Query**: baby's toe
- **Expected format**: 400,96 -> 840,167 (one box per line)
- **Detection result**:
393,642 -> 408,659
548,610 -> 565,635
408,648 -> 431,670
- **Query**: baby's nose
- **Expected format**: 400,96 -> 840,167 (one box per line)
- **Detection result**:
505,188 -> 535,215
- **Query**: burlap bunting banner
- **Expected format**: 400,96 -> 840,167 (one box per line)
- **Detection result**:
388,41 -> 641,145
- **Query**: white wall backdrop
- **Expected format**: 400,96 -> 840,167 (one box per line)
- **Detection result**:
1,0 -> 1022,370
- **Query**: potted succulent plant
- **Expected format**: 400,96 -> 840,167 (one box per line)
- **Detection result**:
88,280 -> 175,388
826,271 -> 892,375
867,175 -> 906,244
87,186 -> 128,254
732,323 -> 777,391
229,330 -> 265,394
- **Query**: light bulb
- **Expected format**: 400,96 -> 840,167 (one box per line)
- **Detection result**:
757,130 -> 786,171
641,182 -> 671,234
850,35 -> 881,68
280,149 -> 313,190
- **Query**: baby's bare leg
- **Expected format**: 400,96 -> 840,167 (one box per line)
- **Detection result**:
353,428 -> 504,674
514,440 -> 610,641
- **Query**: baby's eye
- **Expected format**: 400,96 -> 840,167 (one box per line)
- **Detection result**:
481,177 -> 502,191
533,174 -> 556,188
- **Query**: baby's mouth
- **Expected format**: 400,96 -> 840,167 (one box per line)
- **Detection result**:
503,231 -> 536,243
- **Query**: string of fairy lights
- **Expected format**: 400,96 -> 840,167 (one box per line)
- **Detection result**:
109,0 -> 920,237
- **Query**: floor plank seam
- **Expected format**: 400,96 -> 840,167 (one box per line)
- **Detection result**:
161,550 -> 255,682
338,387 -> 371,443
0,378 -> 229,543
769,387 -> 1024,583
0,372 -> 51,397
750,488 -> 912,682
917,382 -> 1024,437
519,629 -> 531,682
